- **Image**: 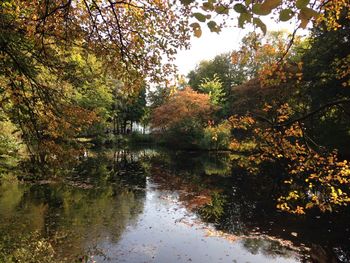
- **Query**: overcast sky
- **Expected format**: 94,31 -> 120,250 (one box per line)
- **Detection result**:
175,25 -> 244,76
175,17 -> 304,77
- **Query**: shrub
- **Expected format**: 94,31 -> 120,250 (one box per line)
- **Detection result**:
200,121 -> 231,150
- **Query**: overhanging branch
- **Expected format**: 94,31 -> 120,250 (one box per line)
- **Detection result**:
254,99 -> 350,128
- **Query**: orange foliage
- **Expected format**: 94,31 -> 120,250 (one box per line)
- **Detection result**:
318,0 -> 350,30
151,87 -> 212,131
228,103 -> 350,214
2,0 -> 190,84
29,103 -> 98,166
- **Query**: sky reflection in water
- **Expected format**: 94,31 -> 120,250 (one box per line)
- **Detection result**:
0,148 -> 349,262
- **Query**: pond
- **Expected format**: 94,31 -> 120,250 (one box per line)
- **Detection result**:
0,148 -> 349,262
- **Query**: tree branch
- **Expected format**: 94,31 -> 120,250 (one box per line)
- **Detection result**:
255,99 -> 350,128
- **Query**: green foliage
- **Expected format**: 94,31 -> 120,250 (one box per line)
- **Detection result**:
148,86 -> 172,110
0,119 -> 22,177
111,87 -> 147,136
187,53 -> 246,117
0,232 -> 59,263
198,192 -> 226,222
188,52 -> 242,96
300,13 -> 350,154
65,48 -> 115,139
129,132 -> 154,145
200,121 -> 231,150
161,118 -> 206,149
198,74 -> 225,106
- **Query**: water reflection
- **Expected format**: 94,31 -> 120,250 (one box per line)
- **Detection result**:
0,148 -> 349,262
0,150 -> 147,261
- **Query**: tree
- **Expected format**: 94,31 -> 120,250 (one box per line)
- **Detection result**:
1,0 -> 190,82
0,0 -> 191,164
148,85 -> 173,110
64,47 -> 115,139
151,87 -> 213,148
111,87 -> 147,134
228,104 -> 350,215
124,87 -> 147,133
300,9 -> 350,154
187,53 -> 247,118
188,53 -> 239,95
0,115 -> 21,175
182,0 -> 349,36
198,74 -> 225,106
225,9 -> 350,214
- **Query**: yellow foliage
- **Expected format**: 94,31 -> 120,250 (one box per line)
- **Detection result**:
228,103 -> 350,214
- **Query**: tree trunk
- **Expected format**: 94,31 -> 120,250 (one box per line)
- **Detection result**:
113,116 -> 116,134
123,119 -> 127,134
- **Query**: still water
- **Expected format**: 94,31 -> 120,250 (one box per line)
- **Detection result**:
0,148 -> 349,262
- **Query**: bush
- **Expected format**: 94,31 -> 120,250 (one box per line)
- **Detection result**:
151,87 -> 213,149
200,121 -> 231,150
155,119 -> 204,149
129,132 -> 154,144
0,120 -> 23,177
0,232 -> 59,263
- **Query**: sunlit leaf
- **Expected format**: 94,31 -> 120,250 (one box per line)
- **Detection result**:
238,13 -> 252,28
253,17 -> 267,34
194,28 -> 202,37
207,21 -> 221,33
193,12 -> 207,22
298,7 -> 318,28
190,22 -> 202,37
215,5 -> 229,15
279,9 -> 294,21
261,0 -> 282,12
302,7 -> 319,18
233,4 -> 247,13
306,202 -> 314,209
252,4 -> 271,16
296,0 -> 310,9
202,2 -> 214,11
180,0 -> 195,5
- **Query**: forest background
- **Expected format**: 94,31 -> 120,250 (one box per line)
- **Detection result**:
0,0 -> 350,215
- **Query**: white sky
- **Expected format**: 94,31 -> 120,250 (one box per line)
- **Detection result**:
175,17 -> 305,76
175,25 -> 245,75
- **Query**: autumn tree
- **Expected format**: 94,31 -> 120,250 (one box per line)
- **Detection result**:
228,103 -> 350,215
183,0 -> 349,36
0,0 -> 191,167
225,5 -> 350,214
151,87 -> 213,148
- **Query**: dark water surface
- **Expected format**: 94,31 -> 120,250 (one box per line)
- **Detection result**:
0,148 -> 349,262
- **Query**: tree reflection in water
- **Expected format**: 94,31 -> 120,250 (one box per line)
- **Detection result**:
147,149 -> 350,263
0,149 -> 148,261
0,148 -> 349,262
